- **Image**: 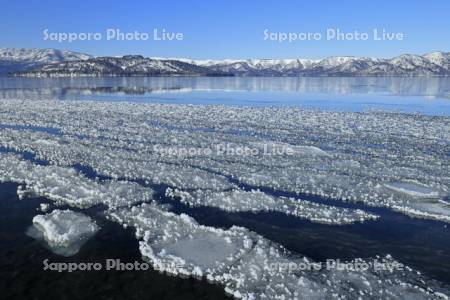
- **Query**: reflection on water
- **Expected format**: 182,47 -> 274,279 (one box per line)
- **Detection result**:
0,76 -> 449,115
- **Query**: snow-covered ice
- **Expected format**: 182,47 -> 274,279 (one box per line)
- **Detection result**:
0,153 -> 154,208
383,181 -> 441,198
0,99 -> 448,221
0,98 -> 449,298
166,188 -> 377,224
108,203 -> 447,299
29,209 -> 99,256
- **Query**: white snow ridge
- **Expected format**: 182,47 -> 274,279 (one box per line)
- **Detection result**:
165,188 -> 377,224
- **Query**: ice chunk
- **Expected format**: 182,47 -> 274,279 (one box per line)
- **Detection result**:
382,182 -> 450,222
0,153 -> 154,208
29,209 -> 99,256
383,182 -> 441,198
108,203 -> 447,299
108,204 -> 249,278
39,203 -> 50,212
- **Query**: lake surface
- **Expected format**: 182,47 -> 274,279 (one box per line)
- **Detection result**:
0,76 -> 449,298
0,76 -> 449,115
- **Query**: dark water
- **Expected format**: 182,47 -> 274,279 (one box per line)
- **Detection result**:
0,182 -> 230,300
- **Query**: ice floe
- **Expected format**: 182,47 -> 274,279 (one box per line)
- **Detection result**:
166,188 -> 377,224
0,98 -> 449,298
0,153 -> 154,208
0,99 -> 448,223
29,209 -> 99,256
383,181 -> 442,198
108,203 -> 447,299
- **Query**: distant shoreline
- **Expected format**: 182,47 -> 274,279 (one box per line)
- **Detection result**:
2,48 -> 450,77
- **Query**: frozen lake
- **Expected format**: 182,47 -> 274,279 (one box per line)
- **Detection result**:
0,76 -> 450,115
0,76 -> 449,299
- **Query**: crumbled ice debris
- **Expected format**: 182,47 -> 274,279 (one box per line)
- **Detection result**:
0,100 -> 448,222
250,141 -> 331,157
17,185 -> 28,200
0,99 -> 449,298
108,203 -> 447,299
0,153 -> 154,208
166,188 -> 378,224
29,209 -> 99,256
39,203 -> 50,212
149,164 -> 234,190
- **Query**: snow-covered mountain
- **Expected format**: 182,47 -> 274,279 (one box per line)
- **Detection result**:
17,55 -> 226,77
173,58 -> 320,76
0,48 -> 91,73
187,53 -> 450,76
8,48 -> 450,77
0,48 -> 91,63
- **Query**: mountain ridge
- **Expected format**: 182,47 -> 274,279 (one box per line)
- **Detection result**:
2,48 -> 450,77
0,48 -> 91,73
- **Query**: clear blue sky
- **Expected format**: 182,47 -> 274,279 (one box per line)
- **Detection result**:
1,0 -> 450,59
